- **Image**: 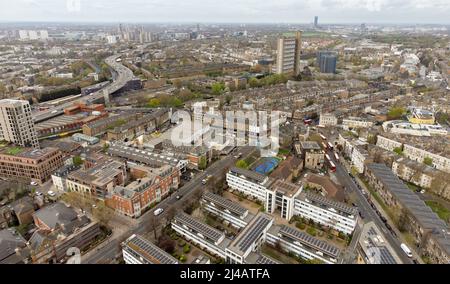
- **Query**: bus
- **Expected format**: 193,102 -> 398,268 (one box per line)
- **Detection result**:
400,243 -> 413,258
329,161 -> 336,172
321,142 -> 328,150
325,154 -> 331,161
319,134 -> 327,140
304,119 -> 313,125
334,152 -> 340,161
327,142 -> 334,150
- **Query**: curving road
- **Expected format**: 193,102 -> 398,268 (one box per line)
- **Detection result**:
33,54 -> 135,123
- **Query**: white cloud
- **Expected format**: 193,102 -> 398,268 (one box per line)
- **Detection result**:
0,0 -> 449,23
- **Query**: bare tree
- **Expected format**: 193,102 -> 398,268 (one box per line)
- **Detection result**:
149,217 -> 161,241
165,206 -> 176,227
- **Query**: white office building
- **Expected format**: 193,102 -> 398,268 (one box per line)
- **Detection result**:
294,191 -> 358,235
0,99 -> 39,148
226,167 -> 273,202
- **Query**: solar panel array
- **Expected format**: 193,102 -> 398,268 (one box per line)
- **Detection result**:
231,214 -> 272,254
367,164 -> 448,237
304,192 -> 358,216
126,235 -> 178,264
203,191 -> 248,217
175,213 -> 224,243
279,225 -> 341,258
255,254 -> 279,264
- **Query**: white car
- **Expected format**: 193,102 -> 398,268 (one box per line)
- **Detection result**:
47,191 -> 56,197
420,189 -> 426,194
30,181 -> 38,186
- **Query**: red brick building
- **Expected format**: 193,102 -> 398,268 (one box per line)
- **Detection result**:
107,165 -> 180,218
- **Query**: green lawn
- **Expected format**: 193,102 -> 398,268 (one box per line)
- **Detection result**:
278,148 -> 290,156
6,147 -> 23,155
425,201 -> 450,223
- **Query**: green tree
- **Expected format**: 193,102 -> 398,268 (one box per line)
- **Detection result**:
387,107 -> 406,120
248,77 -> 260,88
211,82 -> 225,95
72,156 -> 83,166
393,147 -> 403,155
367,134 -> 378,145
236,159 -> 248,169
169,97 -> 183,108
225,94 -> 232,105
198,156 -> 207,170
147,98 -> 161,108
423,157 -> 433,166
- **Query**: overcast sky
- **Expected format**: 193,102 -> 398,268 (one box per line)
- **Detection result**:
0,0 -> 449,24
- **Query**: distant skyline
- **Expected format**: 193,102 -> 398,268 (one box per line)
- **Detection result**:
0,0 -> 449,24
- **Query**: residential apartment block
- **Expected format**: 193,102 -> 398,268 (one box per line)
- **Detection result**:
275,31 -> 302,75
294,191 -> 358,235
364,163 -> 450,264
226,167 -> 273,202
266,225 -> 341,264
201,191 -> 254,229
0,99 -> 39,149
108,165 -> 180,218
226,168 -> 358,235
122,234 -> 178,264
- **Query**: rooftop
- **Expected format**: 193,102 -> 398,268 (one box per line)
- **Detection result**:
202,191 -> 248,217
358,221 -> 402,264
366,163 -> 449,254
268,179 -> 302,198
227,212 -> 273,256
173,213 -> 225,244
108,144 -> 181,168
122,234 -> 178,264
229,167 -> 268,184
297,191 -> 358,217
269,225 -> 341,259
299,141 -> 322,151
0,228 -> 29,264
0,146 -> 60,160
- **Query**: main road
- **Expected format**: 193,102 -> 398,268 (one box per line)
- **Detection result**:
82,146 -> 256,264
329,150 -> 414,264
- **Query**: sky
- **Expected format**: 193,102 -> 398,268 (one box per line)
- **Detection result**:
0,0 -> 449,24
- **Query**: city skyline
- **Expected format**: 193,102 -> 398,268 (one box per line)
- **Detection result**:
0,0 -> 450,24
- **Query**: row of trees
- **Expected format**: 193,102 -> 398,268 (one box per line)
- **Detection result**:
248,74 -> 288,88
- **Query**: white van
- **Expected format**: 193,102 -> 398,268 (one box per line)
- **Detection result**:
400,243 -> 413,258
154,208 -> 164,216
